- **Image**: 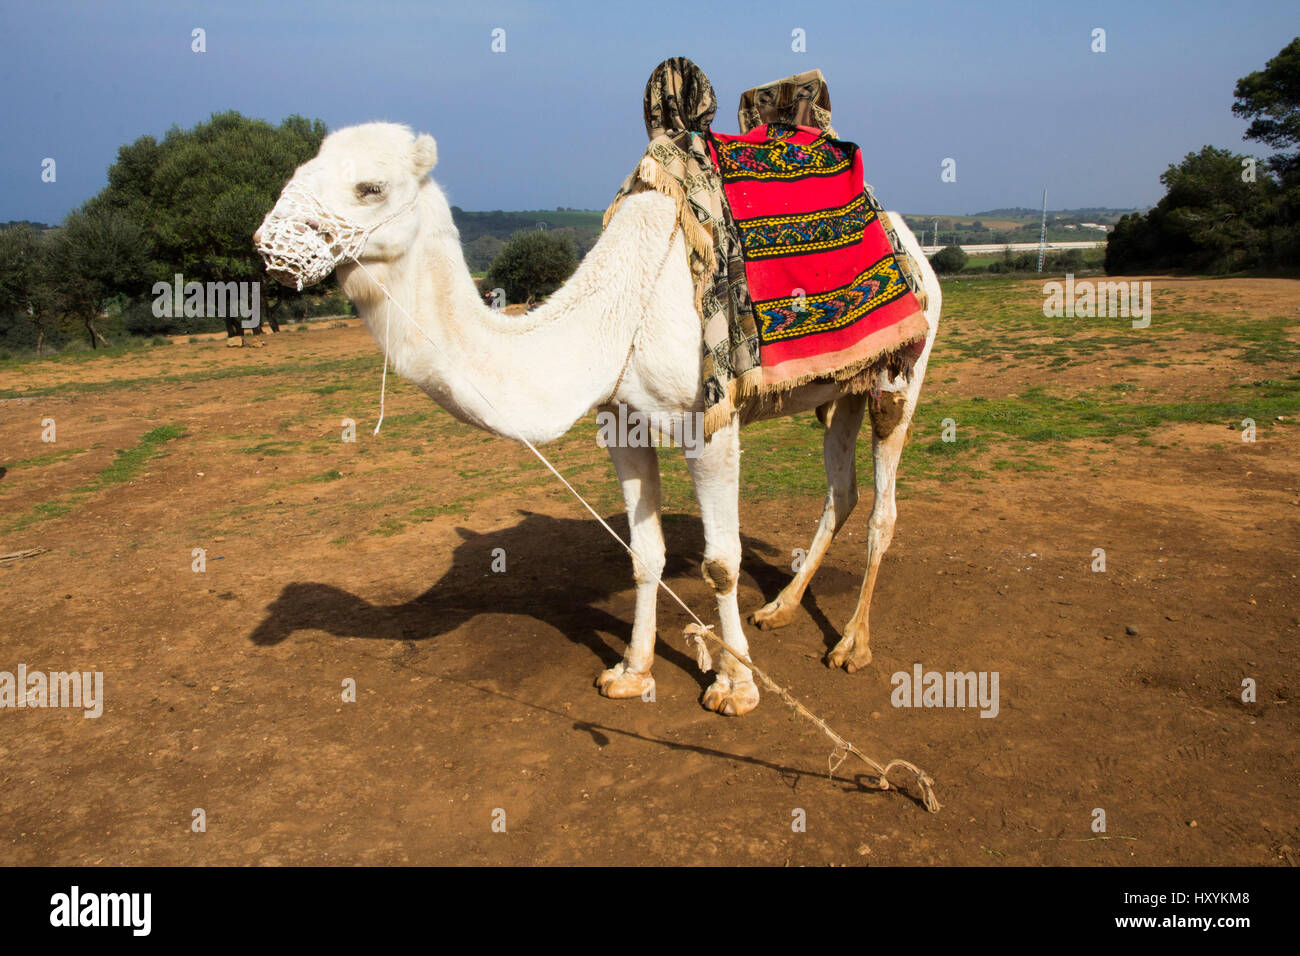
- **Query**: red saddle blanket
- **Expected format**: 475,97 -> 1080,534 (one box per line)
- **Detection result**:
710,124 -> 928,385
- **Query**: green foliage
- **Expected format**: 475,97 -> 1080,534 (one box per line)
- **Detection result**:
1,112 -> 331,356
1108,39 -> 1300,275
43,208 -> 151,347
1106,146 -> 1288,274
962,247 -> 1100,276
485,230 -> 578,303
1232,36 -> 1300,178
93,112 -> 325,283
463,234 -> 507,273
930,245 -> 969,274
0,224 -> 59,350
1107,39 -> 1300,274
453,207 -> 601,272
86,111 -> 329,332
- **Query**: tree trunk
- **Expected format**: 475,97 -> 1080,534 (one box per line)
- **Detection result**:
84,315 -> 104,349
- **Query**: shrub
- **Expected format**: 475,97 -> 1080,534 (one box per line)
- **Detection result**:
930,245 -> 969,274
485,230 -> 578,304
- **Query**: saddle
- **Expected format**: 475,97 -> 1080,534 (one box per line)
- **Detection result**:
605,59 -> 929,437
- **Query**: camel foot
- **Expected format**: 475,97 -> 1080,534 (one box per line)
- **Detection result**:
701,676 -> 760,716
828,630 -> 872,672
751,595 -> 800,630
596,663 -> 655,700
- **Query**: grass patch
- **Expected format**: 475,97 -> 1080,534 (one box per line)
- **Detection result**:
86,425 -> 186,491
368,517 -> 407,537
4,424 -> 186,533
6,447 -> 86,470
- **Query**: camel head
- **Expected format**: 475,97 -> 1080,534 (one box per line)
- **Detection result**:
255,122 -> 442,289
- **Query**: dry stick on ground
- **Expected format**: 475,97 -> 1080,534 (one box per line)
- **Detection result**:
685,623 -> 941,812
0,547 -> 48,562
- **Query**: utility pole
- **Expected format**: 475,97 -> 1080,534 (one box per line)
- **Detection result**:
933,219 -> 939,249
1036,188 -> 1048,273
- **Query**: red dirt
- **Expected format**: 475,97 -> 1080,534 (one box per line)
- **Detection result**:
1,281 -> 1296,866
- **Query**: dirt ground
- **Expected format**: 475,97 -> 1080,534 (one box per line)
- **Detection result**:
1,277 -> 1296,866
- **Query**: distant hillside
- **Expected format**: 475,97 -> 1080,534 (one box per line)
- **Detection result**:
452,207 -> 603,272
0,220 -> 52,231
967,207 -> 1143,224
898,208 -> 1142,246
450,205 -> 1136,270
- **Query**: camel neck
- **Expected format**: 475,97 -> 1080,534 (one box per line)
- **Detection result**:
338,188 -> 675,445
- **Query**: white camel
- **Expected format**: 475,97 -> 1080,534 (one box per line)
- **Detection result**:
255,123 -> 941,716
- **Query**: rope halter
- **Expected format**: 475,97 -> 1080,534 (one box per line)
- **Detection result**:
255,179 -> 419,291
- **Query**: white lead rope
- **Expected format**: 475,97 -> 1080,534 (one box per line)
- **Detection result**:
259,179 -> 938,808
340,251 -> 941,811
338,232 -> 938,812
348,254 -> 707,630
374,295 -> 391,436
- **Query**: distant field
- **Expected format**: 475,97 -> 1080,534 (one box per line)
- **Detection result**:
450,207 -> 1132,265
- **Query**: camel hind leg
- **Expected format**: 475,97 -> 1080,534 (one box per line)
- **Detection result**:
828,209 -> 941,672
751,393 -> 867,630
827,389 -> 915,672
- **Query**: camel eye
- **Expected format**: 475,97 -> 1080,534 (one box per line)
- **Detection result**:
356,182 -> 385,198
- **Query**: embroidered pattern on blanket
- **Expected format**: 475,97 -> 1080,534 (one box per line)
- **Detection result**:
735,194 -> 872,260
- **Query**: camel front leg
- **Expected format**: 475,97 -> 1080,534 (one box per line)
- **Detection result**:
596,438 -> 664,699
686,421 -> 759,715
752,393 -> 867,629
829,391 -> 911,672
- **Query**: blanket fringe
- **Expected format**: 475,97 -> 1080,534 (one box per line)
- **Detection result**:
703,331 -> 924,439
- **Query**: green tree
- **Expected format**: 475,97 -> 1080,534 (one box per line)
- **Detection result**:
1106,146 -> 1276,273
43,209 -> 150,348
930,245 -> 968,274
1110,38 -> 1300,274
485,231 -> 578,304
1233,37 -> 1300,179
90,111 -> 328,324
0,225 -> 53,351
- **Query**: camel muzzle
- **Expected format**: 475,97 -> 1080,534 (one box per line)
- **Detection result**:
254,180 -> 418,291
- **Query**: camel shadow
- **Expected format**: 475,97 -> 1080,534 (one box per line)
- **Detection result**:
246,509 -> 858,682
242,509 -> 930,806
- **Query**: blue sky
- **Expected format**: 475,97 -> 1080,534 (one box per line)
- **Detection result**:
0,0 -> 1294,224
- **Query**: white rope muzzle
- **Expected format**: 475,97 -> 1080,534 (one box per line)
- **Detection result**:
255,180 -> 416,291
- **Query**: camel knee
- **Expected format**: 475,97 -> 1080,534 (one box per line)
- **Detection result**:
869,391 -> 909,441
633,558 -> 665,588
701,555 -> 739,595
866,503 -> 897,552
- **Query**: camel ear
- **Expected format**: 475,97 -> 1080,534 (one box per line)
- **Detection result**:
413,133 -> 438,177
